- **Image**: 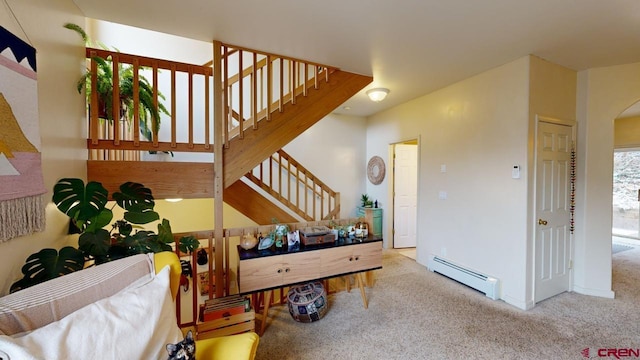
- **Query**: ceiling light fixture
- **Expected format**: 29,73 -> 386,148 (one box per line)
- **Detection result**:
366,88 -> 390,102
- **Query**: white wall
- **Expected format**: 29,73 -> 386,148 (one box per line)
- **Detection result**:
284,113 -> 368,219
574,61 -> 640,298
367,57 -> 531,308
0,0 -> 86,295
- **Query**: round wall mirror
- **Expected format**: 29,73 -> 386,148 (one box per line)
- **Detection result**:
367,156 -> 386,185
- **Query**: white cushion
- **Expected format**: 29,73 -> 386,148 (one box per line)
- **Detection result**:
0,266 -> 182,360
0,253 -> 154,336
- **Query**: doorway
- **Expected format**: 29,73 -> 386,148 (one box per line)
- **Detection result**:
534,118 -> 575,303
392,140 -> 418,252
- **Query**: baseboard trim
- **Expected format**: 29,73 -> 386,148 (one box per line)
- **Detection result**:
572,285 -> 615,299
502,295 -> 533,310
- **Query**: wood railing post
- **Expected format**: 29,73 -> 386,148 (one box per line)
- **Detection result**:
213,40 -> 225,299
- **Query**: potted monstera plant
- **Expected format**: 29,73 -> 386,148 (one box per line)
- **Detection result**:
10,178 -> 199,293
64,23 -> 169,143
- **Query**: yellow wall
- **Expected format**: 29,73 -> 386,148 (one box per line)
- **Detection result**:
0,0 -> 86,295
614,116 -> 640,148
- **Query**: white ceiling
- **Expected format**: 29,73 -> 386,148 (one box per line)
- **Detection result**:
71,0 -> 640,117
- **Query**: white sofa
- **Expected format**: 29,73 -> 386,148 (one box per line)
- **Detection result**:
0,252 -> 259,359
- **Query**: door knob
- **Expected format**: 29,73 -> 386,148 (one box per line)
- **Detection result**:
538,219 -> 548,225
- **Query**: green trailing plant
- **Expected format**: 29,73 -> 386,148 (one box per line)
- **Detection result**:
10,178 -> 199,293
64,23 -> 170,144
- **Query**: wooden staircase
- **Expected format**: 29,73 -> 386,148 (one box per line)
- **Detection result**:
84,42 -> 371,223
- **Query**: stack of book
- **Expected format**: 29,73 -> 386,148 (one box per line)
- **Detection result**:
199,295 -> 250,322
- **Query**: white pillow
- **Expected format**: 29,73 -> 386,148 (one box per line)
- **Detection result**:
0,266 -> 182,360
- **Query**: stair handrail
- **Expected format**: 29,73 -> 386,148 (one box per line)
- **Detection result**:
244,149 -> 340,221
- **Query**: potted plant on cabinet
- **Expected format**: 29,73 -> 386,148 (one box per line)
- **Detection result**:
10,178 -> 199,293
361,193 -> 374,208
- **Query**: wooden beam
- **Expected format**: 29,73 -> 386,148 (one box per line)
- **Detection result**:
87,161 -> 214,199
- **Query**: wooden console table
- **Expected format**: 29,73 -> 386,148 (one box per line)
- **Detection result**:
237,235 -> 383,334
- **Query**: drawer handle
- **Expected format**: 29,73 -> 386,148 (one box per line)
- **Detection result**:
354,256 -> 360,261
285,268 -> 290,273
277,269 -> 283,273
349,257 -> 354,261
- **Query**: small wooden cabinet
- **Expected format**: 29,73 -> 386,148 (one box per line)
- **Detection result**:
237,237 -> 382,294
319,242 -> 382,278
238,251 -> 320,293
357,207 -> 383,237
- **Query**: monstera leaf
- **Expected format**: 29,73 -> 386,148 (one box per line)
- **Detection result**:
156,219 -> 174,245
177,235 -> 200,255
112,182 -> 159,224
53,178 -> 109,231
121,230 -> 171,255
78,228 -> 111,259
10,247 -> 85,293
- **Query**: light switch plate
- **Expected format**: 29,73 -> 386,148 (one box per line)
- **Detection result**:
512,165 -> 520,179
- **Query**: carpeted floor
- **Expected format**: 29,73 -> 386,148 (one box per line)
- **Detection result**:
255,248 -> 640,359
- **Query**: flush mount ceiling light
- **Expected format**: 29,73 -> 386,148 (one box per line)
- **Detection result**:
366,88 -> 390,102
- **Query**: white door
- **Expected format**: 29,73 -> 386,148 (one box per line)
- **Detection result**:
534,121 -> 573,303
393,144 -> 418,248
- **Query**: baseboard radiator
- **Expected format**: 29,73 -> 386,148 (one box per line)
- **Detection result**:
427,255 -> 500,300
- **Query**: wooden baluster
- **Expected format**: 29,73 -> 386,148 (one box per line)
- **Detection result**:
204,71 -> 211,150
252,52 -> 258,130
224,229 -> 230,296
189,66 -> 194,148
132,58 -> 140,146
303,63 -> 308,97
152,60 -> 159,147
171,64 -> 177,148
89,50 -> 99,145
112,54 -> 120,146
312,181 -> 317,220
291,60 -> 297,105
266,55 -> 272,121
296,167 -> 300,215
279,58 -> 284,112
278,153 -> 283,199
238,50 -> 244,138
271,155 -> 276,192
223,45 -> 230,148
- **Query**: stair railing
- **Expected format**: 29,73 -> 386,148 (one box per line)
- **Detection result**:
216,42 -> 337,148
245,149 -> 340,221
85,45 -> 337,159
85,48 -> 215,159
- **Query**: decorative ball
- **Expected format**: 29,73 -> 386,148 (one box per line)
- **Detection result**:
287,281 -> 328,323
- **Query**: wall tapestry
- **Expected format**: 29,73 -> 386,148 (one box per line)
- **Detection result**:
0,26 -> 45,242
